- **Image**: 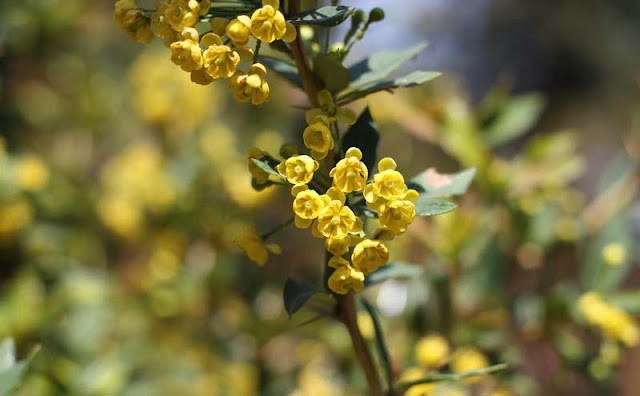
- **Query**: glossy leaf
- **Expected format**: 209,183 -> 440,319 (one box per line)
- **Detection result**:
337,71 -> 441,104
283,278 -> 317,318
314,53 -> 350,93
342,107 -> 379,172
483,94 -> 545,147
365,262 -> 423,287
288,6 -> 353,26
259,57 -> 303,89
414,196 -> 457,216
347,41 -> 429,89
251,158 -> 285,180
409,167 -> 476,197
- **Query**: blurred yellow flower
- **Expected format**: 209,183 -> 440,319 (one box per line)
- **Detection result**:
415,334 -> 449,368
399,367 -> 435,396
0,199 -> 33,238
97,195 -> 143,238
450,347 -> 489,382
235,226 -> 281,266
578,292 -> 639,347
16,154 -> 49,191
602,243 -> 626,266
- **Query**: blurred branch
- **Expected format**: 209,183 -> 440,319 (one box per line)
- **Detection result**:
394,363 -> 509,394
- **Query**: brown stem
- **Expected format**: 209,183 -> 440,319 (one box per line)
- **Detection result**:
287,0 -> 321,107
337,292 -> 384,396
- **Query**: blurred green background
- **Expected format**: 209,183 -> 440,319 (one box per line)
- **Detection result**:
1,1 -> 639,395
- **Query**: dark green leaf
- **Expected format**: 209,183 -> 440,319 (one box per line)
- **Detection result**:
251,158 -> 285,180
483,94 -> 545,147
283,278 -> 317,317
347,42 -> 429,89
342,107 -> 379,171
314,53 -> 350,93
289,6 -> 353,26
409,167 -> 476,197
337,71 -> 441,104
414,196 -> 457,216
365,262 -> 424,287
259,57 -> 303,89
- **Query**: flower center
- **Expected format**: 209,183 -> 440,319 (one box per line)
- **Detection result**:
294,165 -> 303,174
331,216 -> 341,226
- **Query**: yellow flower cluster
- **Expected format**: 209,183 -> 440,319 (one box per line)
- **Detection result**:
303,90 -> 356,159
115,0 -> 298,105
578,292 -> 639,347
270,147 -> 417,294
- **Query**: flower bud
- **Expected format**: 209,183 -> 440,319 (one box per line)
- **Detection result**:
368,7 -> 385,22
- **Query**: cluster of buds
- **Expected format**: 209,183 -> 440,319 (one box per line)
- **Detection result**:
273,147 -> 417,294
115,0 -> 297,104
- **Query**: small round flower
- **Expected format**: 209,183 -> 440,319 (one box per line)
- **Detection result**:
351,239 -> 389,274
378,199 -> 416,234
303,122 -> 334,160
276,155 -> 319,185
227,63 -> 270,105
226,15 -> 252,45
364,157 -> 408,204
250,0 -> 287,43
169,28 -> 203,72
235,226 -> 281,266
16,154 -> 49,192
325,236 -> 351,256
602,243 -> 626,266
415,334 -> 449,368
164,0 -> 201,31
330,147 -> 368,193
293,186 -> 326,229
328,263 -> 365,295
115,1 -> 154,43
201,33 -> 241,80
316,188 -> 363,239
210,17 -> 229,36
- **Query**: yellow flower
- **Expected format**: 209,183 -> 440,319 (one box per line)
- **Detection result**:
451,347 -> 489,382
364,157 -> 408,205
169,28 -> 203,72
305,90 -> 357,125
325,236 -> 352,256
247,147 -> 271,185
415,334 -> 449,368
16,154 -> 49,191
200,33 -> 249,80
292,184 -> 327,228
0,199 -> 33,238
97,195 -> 143,238
151,3 -> 179,46
602,243 -> 626,266
327,259 -> 365,295
276,154 -> 319,185
226,15 -> 252,45
115,0 -> 154,43
399,368 -> 435,396
303,121 -> 334,159
228,63 -> 270,105
351,239 -> 388,274
578,292 -> 639,347
316,188 -> 363,239
164,0 -> 201,31
330,147 -> 368,193
250,0 -> 287,43
235,227 -> 281,266
378,198 -> 416,234
210,17 -> 229,36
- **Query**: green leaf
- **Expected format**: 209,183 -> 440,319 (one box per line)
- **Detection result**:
414,196 -> 457,216
283,278 -> 318,318
250,158 -> 285,180
346,41 -> 429,90
409,167 -> 476,197
361,298 -> 393,389
607,290 -> 640,315
342,107 -> 379,172
314,53 -> 350,93
483,94 -> 545,147
336,71 -> 441,104
288,6 -> 353,26
259,57 -> 303,89
0,339 -> 39,395
365,262 -> 424,287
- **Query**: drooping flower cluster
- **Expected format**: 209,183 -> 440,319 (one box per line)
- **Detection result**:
269,147 -> 417,294
115,0 -> 298,105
